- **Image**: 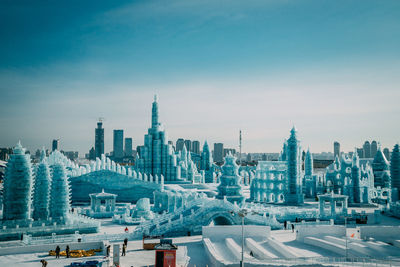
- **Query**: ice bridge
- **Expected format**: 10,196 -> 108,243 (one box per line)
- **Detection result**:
135,198 -> 282,237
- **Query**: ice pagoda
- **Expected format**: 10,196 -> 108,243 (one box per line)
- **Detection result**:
216,152 -> 244,204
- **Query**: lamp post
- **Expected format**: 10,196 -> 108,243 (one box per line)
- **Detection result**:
231,208 -> 254,267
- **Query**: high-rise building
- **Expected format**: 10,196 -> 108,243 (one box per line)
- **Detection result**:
52,139 -> 60,151
184,140 -> 192,153
113,130 -> 124,160
334,141 -> 340,158
192,140 -> 200,154
213,143 -> 224,163
125,138 -> 133,157
371,140 -> 378,158
383,147 -> 390,161
363,141 -> 371,158
95,121 -> 104,159
176,138 -> 185,152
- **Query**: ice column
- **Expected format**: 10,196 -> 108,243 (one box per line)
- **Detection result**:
32,154 -> 51,221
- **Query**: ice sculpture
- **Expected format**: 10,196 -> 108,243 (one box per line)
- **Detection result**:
372,145 -> 391,188
216,152 -> 244,204
286,127 -> 304,204
32,152 -> 51,221
326,152 -> 374,204
132,198 -> 154,220
135,95 -> 181,181
304,149 -> 313,177
49,162 -> 71,222
391,144 -> 400,201
2,141 -> 33,222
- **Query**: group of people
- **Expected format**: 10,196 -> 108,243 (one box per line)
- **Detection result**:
54,245 -> 71,258
105,238 -> 129,258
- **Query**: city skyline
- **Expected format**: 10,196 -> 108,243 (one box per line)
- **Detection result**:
0,1 -> 399,154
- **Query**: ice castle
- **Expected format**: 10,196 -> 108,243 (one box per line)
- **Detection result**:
135,95 -> 202,182
325,151 -> 375,204
250,127 -> 304,205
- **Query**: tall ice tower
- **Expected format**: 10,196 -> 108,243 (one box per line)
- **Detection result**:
135,95 -> 181,181
285,127 -> 304,204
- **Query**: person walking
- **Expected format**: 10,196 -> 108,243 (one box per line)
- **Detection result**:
121,243 -> 126,256
123,238 -> 128,248
106,245 -> 111,257
291,224 -> 294,233
55,245 -> 61,259
66,245 -> 70,258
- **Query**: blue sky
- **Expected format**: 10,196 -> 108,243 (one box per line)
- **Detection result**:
0,0 -> 399,155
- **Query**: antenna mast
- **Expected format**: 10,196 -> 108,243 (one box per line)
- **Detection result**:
239,129 -> 242,166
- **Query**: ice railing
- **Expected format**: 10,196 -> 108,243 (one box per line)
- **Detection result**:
139,197 -> 285,236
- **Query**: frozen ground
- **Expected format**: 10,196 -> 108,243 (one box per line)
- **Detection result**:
1,211 -> 400,266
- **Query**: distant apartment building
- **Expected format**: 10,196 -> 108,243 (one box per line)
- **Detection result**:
95,121 -> 104,158
334,141 -> 340,158
113,129 -> 124,161
184,140 -> 192,152
371,140 -> 377,158
125,137 -> 133,157
52,139 -> 60,151
192,140 -> 200,154
176,138 -> 185,151
213,143 -> 224,163
64,151 -> 78,161
363,141 -> 371,158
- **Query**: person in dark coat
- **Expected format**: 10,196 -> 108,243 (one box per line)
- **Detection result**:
66,245 -> 70,258
55,245 -> 61,258
121,243 -> 126,256
124,238 -> 128,248
291,224 -> 295,233
40,259 -> 48,267
106,245 -> 110,257
284,221 -> 287,230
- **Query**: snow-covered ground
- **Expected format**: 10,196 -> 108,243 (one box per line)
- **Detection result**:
1,213 -> 400,266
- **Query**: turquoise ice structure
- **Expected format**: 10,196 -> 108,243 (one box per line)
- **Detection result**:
250,127 -> 305,204
0,142 -> 99,241
2,141 -> 33,223
49,162 -> 71,222
32,151 -> 51,221
135,95 -> 203,182
216,152 -> 244,204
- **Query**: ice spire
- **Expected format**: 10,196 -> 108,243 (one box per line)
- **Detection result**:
152,94 -> 159,129
32,157 -> 51,221
2,142 -> 33,221
40,147 -> 47,162
305,148 -> 313,176
49,162 -> 71,221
